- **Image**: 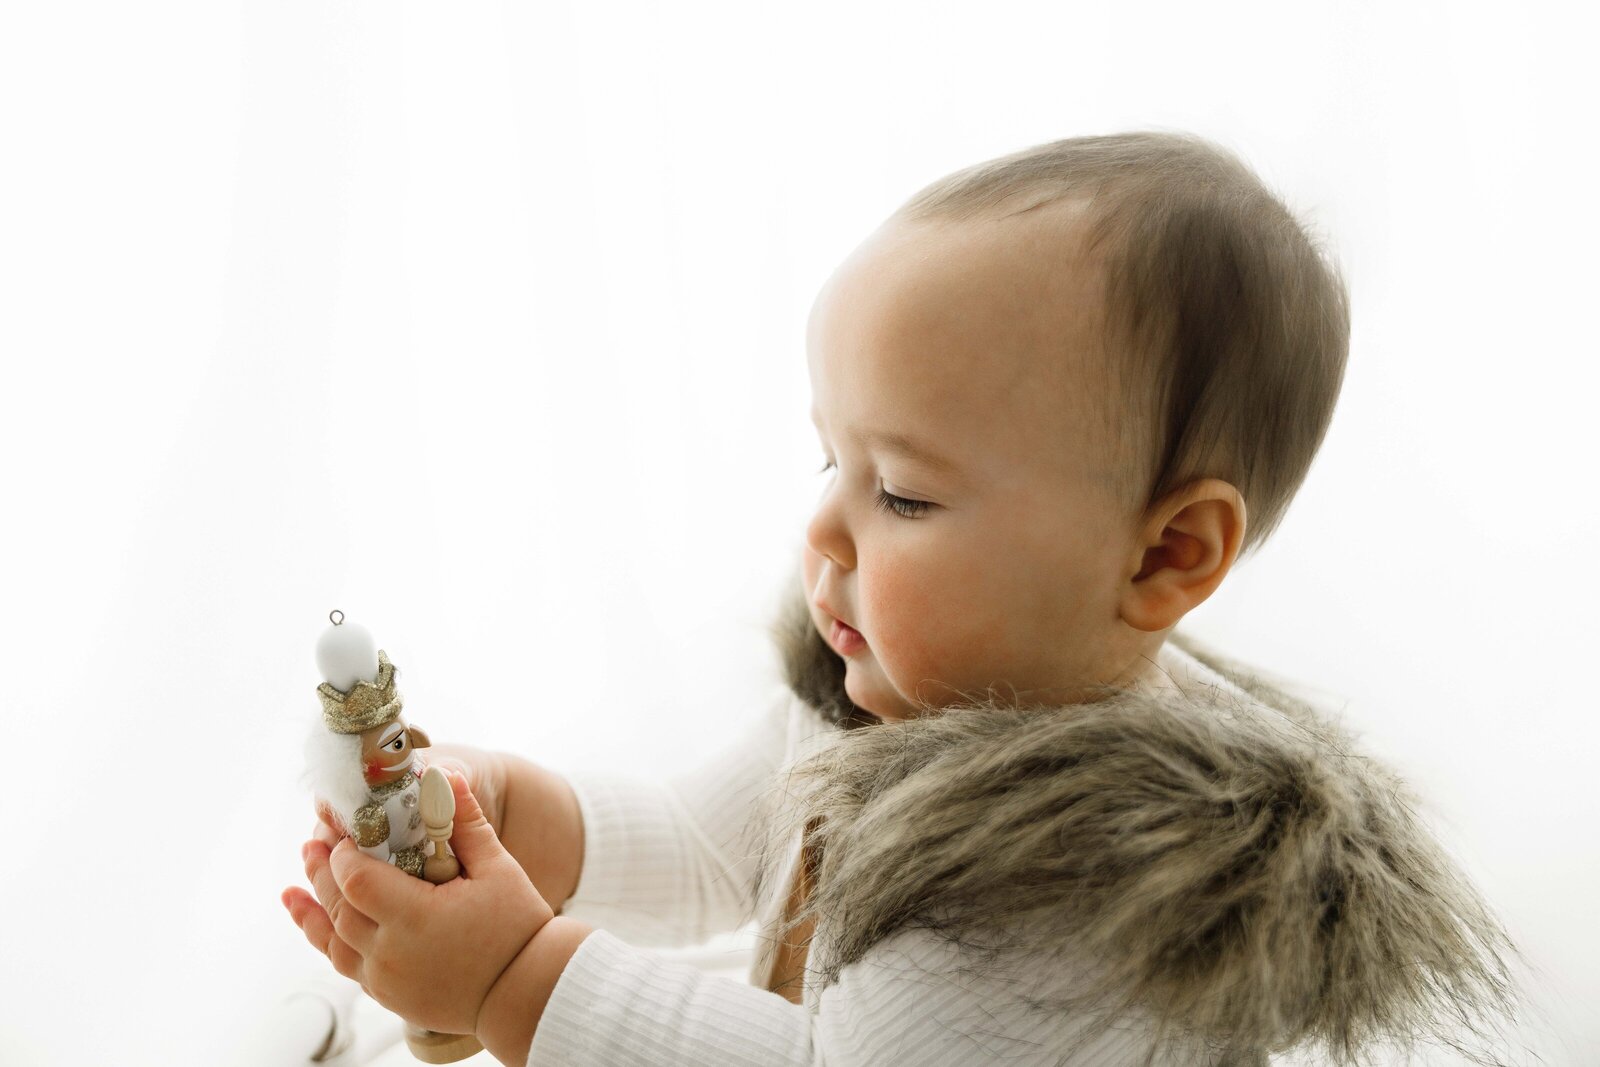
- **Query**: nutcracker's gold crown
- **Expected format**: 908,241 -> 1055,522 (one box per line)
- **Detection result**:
317,649 -> 404,735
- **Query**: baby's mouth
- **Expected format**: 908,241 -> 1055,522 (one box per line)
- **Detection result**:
829,618 -> 867,656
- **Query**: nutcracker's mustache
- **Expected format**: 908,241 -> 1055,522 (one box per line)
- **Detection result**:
367,751 -> 416,779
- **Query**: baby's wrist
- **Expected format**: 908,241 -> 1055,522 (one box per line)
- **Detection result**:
475,916 -> 595,1064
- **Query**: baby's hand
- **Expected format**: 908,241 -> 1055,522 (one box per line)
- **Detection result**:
282,770 -> 555,1038
418,742 -> 510,841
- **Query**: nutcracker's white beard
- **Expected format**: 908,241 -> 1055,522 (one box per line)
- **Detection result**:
301,723 -> 372,833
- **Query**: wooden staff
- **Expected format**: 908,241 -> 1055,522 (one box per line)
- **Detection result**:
404,765 -> 481,1062
420,766 -> 461,884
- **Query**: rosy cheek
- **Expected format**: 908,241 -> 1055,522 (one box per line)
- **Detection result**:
863,553 -> 920,621
862,560 -> 933,660
364,759 -> 385,781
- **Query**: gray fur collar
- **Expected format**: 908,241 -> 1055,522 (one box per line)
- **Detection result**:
756,577 -> 1526,1065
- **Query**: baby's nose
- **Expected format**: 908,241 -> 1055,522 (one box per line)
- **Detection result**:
804,503 -> 854,570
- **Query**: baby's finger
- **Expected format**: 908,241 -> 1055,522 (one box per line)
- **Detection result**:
311,820 -> 342,850
283,888 -> 366,984
283,887 -> 336,947
443,768 -> 510,877
326,929 -> 366,984
304,839 -> 362,934
329,891 -> 378,954
328,837 -> 428,921
283,886 -> 332,953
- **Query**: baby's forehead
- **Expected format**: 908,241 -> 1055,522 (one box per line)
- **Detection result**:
808,211 -> 1119,471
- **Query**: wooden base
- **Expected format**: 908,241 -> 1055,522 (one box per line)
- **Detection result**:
403,1023 -> 483,1063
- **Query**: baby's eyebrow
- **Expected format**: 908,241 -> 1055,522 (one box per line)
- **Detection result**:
811,408 -> 963,477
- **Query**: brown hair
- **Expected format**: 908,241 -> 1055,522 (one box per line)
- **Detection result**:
891,131 -> 1350,559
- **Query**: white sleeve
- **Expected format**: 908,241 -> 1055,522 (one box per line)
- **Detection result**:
555,682 -> 795,947
526,924 -> 1218,1067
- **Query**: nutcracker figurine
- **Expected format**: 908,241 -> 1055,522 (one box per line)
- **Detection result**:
304,610 -> 480,1063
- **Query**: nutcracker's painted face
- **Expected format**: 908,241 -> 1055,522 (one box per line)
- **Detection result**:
358,717 -> 432,786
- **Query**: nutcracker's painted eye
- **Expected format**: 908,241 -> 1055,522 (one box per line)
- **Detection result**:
387,736 -> 405,752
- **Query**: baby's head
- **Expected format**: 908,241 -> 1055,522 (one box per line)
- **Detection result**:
801,131 -> 1348,721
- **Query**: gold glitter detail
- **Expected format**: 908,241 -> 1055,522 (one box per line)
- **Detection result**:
353,802 -> 390,848
393,845 -> 426,878
318,650 -> 404,735
368,771 -> 416,801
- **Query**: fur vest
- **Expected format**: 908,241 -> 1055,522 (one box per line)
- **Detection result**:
750,578 -> 1526,1066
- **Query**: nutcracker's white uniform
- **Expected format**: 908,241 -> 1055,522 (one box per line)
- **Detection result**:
350,769 -> 429,874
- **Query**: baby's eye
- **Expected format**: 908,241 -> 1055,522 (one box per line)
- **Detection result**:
874,487 -> 930,519
817,459 -> 930,518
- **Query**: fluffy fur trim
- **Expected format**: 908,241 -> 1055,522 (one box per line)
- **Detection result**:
755,574 -> 1528,1066
302,721 -> 369,831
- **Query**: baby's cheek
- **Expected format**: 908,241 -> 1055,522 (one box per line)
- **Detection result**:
861,554 -> 921,634
863,561 -> 948,686
871,561 -> 1013,699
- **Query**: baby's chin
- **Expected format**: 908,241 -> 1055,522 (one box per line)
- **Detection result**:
841,653 -> 915,722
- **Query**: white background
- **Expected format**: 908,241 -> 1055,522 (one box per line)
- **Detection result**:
1,2 -> 1594,1064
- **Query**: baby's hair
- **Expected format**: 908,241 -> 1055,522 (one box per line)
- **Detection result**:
892,131 -> 1350,559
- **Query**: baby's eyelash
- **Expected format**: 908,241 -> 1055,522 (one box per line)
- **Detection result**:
815,460 -> 930,519
874,488 -> 929,519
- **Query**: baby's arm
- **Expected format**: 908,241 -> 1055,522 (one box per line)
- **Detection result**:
432,682 -> 794,947
293,759 -> 1205,1066
490,920 -> 1211,1066
474,915 -> 593,1064
554,683 -> 796,946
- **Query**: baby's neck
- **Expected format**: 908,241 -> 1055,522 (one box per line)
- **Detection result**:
1109,637 -> 1178,698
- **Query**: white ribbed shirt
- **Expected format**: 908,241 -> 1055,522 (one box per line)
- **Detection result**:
526,641 -> 1249,1066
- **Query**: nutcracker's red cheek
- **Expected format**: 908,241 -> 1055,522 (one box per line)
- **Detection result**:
364,759 -> 385,782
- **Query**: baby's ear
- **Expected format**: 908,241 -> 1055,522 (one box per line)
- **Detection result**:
1119,478 -> 1246,633
408,725 -> 433,749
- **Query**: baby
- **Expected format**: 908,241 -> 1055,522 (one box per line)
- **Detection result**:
284,132 -> 1521,1066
